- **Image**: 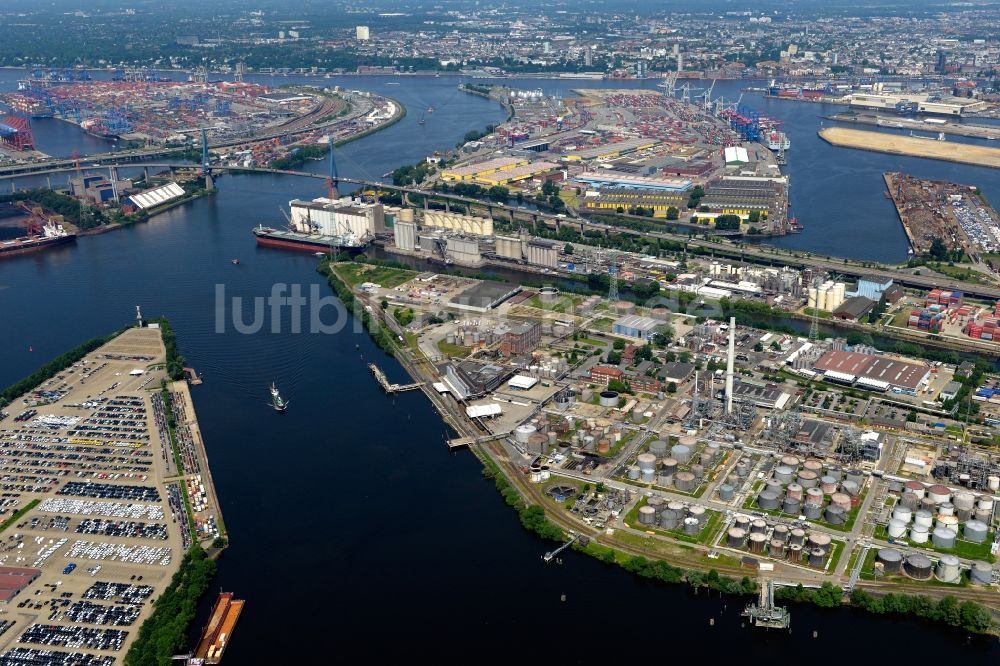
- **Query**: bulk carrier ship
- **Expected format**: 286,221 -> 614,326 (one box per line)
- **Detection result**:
0,221 -> 75,259
252,197 -> 374,254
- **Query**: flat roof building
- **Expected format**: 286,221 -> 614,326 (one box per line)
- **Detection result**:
0,566 -> 40,603
613,314 -> 662,340
449,281 -> 522,312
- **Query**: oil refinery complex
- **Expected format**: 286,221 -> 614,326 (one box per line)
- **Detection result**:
0,324 -> 227,663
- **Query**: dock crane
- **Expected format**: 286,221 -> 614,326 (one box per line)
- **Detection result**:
701,79 -> 717,112
326,136 -> 339,200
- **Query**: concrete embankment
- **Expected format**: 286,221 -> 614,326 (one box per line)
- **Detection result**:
819,127 -> 1000,169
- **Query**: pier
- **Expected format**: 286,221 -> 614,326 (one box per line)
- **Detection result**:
742,579 -> 791,629
542,532 -> 578,563
368,363 -> 423,394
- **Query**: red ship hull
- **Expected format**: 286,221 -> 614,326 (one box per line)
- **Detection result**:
0,233 -> 76,258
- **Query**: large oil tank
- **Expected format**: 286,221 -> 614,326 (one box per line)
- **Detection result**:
675,472 -> 696,492
718,484 -> 735,501
735,514 -> 751,531
649,440 -> 668,457
804,487 -> 824,506
786,483 -> 803,500
735,461 -> 750,477
892,506 -> 913,524
671,443 -> 692,464
830,492 -> 851,510
877,548 -> 903,574
660,509 -> 680,530
803,459 -> 824,474
683,517 -> 700,535
727,527 -> 747,548
599,390 -> 620,407
774,466 -> 795,484
782,497 -> 801,515
970,561 -> 995,585
936,515 -> 959,533
627,466 -> 640,480
820,476 -> 838,494
787,544 -> 803,562
841,480 -> 860,497
748,533 -> 767,553
964,520 -> 989,544
887,519 -> 907,539
637,453 -> 657,472
803,503 -> 822,520
926,484 -> 951,504
779,455 -> 800,469
903,553 -> 933,580
989,476 -> 1000,492
826,465 -> 843,481
899,491 -> 919,510
688,505 -> 706,523
952,491 -> 976,512
844,469 -> 863,486
904,480 -> 925,498
936,554 -> 961,583
808,532 -> 832,553
932,527 -> 956,549
910,524 -> 929,544
514,424 -> 537,444
757,490 -> 781,511
690,464 -> 705,480
913,510 -> 933,528
638,505 -> 657,525
770,539 -> 785,558
658,473 -> 674,487
977,497 -> 994,512
937,502 -> 955,517
640,468 -> 655,483
772,524 -> 790,543
796,470 -> 818,488
661,458 -> 678,476
808,547 -> 825,567
750,518 -> 767,534
825,505 -> 847,525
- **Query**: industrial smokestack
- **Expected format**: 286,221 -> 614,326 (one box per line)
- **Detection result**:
726,316 -> 735,415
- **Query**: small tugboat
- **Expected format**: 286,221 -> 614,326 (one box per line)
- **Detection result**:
231,258 -> 240,265
270,383 -> 288,412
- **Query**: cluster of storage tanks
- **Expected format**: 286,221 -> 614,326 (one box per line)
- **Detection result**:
636,496 -> 709,535
726,514 -> 833,567
884,480 -> 995,550
755,456 -> 864,524
875,548 -> 996,584
517,415 -> 628,457
625,436 -> 721,491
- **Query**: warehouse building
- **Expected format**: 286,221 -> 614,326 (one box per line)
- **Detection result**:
0,566 -> 40,603
441,157 -> 528,182
849,276 -> 894,301
449,281 -> 522,312
724,146 -> 750,165
612,314 -> 662,340
832,296 -> 875,322
474,161 -> 559,186
563,137 -> 659,161
446,236 -> 481,264
700,179 -> 778,215
575,172 -> 692,192
580,187 -> 687,216
127,182 -> 185,210
812,350 -> 929,393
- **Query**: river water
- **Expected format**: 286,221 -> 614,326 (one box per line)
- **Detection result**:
0,70 -> 998,660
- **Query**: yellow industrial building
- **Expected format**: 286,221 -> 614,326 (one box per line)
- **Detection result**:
441,157 -> 529,182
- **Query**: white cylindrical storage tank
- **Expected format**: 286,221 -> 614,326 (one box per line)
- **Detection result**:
514,424 -> 537,444
638,505 -> 656,525
627,466 -> 640,480
599,390 -> 619,407
841,480 -> 860,497
913,510 -> 933,528
988,475 -> 1000,492
977,497 -> 994,513
937,502 -> 955,517
926,484 -> 951,505
936,515 -> 959,533
892,506 -> 913,524
952,491 -> 976,512
910,524 -> 929,544
640,468 -> 655,483
683,517 -> 700,535
820,476 -> 838,494
887,519 -> 907,539
931,527 -> 956,549
964,520 -> 989,544
936,554 -> 961,583
904,480 -> 925,498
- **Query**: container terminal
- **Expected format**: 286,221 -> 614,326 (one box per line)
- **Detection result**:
0,323 -> 229,662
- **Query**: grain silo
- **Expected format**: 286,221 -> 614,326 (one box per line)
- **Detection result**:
903,553 -> 933,580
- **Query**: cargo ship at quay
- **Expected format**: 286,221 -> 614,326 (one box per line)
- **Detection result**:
0,221 -> 75,258
252,196 -> 381,254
